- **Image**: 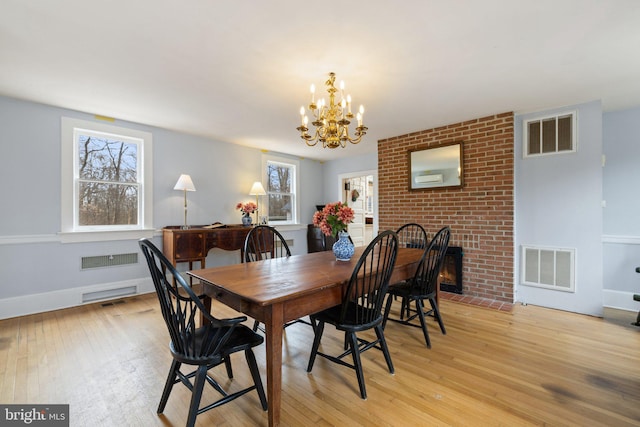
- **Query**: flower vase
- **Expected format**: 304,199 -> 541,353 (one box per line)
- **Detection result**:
332,231 -> 355,261
242,215 -> 252,226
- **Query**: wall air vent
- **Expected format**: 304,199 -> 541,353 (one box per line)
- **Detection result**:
82,286 -> 137,303
521,245 -> 575,292
415,174 -> 443,184
81,253 -> 138,270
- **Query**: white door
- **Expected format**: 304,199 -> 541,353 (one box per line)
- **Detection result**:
338,170 -> 377,247
343,176 -> 365,247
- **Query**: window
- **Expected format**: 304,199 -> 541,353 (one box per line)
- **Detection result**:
61,117 -> 153,242
524,112 -> 576,157
263,154 -> 298,225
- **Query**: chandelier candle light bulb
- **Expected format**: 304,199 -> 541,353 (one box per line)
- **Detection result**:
296,72 -> 368,149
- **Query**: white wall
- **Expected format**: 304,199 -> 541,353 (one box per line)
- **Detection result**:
0,96 -> 324,318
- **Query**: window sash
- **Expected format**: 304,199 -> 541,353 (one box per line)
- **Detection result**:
264,156 -> 298,225
74,128 -> 143,229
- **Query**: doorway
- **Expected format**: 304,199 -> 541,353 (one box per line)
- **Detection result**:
338,170 -> 377,247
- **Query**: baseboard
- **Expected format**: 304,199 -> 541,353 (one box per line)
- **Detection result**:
0,278 -> 155,320
603,289 -> 640,312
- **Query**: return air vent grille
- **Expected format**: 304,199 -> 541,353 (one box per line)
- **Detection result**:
521,245 -> 575,292
81,253 -> 138,270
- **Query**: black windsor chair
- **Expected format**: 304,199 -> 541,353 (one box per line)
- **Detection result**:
139,238 -> 267,427
383,226 -> 450,348
306,230 -> 399,399
393,223 -> 429,318
243,225 -> 312,331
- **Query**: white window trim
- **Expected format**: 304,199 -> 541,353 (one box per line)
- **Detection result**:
262,153 -> 300,226
60,117 -> 154,243
522,110 -> 577,158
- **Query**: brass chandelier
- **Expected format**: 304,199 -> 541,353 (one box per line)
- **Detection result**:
296,72 -> 367,149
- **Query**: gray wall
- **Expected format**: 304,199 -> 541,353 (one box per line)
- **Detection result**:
321,152 -> 377,203
2,93 -> 639,318
515,101 -> 604,316
602,106 -> 640,305
0,95 -> 324,317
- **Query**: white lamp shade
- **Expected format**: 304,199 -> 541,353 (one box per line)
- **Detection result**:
249,181 -> 266,196
174,174 -> 196,191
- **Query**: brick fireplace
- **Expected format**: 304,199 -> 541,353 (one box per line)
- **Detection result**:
378,113 -> 515,303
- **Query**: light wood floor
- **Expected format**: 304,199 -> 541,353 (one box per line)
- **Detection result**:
1,294 -> 639,426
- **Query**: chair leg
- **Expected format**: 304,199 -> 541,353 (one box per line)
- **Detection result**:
374,324 -> 394,374
429,297 -> 446,334
400,297 -> 409,320
382,294 -> 394,330
347,331 -> 367,400
157,359 -> 180,413
415,299 -> 432,348
245,349 -> 268,411
224,356 -> 233,378
307,320 -> 325,372
186,365 -> 208,427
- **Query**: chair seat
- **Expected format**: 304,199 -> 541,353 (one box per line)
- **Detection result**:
313,302 -> 381,332
170,324 -> 264,364
387,281 -> 436,301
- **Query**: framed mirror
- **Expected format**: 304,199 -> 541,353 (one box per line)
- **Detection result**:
409,141 -> 463,190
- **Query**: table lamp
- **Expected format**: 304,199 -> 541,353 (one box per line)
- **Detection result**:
249,181 -> 266,223
174,174 -> 196,229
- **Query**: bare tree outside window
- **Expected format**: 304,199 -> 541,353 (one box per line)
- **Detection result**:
266,162 -> 294,222
77,135 -> 139,226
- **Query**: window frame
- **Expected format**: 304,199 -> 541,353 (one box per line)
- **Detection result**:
262,154 -> 299,226
60,117 -> 154,243
523,110 -> 577,158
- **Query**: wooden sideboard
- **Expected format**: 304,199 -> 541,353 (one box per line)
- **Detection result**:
162,225 -> 252,268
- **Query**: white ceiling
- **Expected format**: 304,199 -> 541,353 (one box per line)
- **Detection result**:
2,1 -> 640,161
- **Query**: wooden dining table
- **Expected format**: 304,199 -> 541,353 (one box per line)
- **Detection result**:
187,246 -> 424,426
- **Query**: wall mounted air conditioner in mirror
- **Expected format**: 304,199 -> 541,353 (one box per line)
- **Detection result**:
415,174 -> 443,184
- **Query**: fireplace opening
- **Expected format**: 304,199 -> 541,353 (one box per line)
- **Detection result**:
439,246 -> 463,294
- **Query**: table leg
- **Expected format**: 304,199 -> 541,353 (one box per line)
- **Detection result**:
264,303 -> 284,426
